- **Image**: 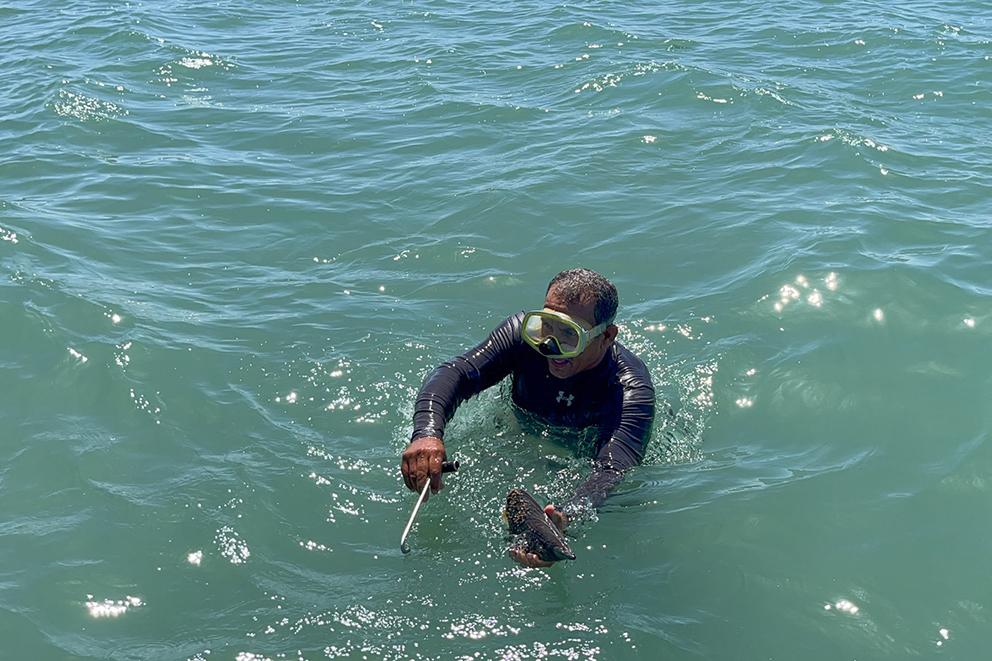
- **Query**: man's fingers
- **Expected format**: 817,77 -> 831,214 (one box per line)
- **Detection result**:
508,548 -> 554,568
400,454 -> 410,491
401,454 -> 415,491
404,454 -> 420,492
528,554 -> 553,568
429,453 -> 444,494
399,438 -> 446,496
415,453 -> 431,500
544,504 -> 566,532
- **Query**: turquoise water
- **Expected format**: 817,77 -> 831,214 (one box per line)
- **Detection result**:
2,1 -> 991,658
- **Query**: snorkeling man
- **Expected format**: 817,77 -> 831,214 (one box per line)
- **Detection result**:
400,268 -> 655,566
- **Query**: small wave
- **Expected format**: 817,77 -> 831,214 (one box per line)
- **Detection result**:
572,59 -> 683,95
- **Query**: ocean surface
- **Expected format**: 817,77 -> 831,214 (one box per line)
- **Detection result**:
2,1 -> 990,659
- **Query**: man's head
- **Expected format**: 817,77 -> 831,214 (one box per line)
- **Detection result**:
539,268 -> 619,379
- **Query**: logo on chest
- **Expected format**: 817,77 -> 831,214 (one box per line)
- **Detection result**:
556,390 -> 575,407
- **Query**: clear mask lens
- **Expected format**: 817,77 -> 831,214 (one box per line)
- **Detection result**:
522,311 -> 594,358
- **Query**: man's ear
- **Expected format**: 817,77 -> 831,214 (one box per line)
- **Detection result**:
603,324 -> 619,345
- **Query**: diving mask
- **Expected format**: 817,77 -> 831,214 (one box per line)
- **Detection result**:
521,309 -> 609,359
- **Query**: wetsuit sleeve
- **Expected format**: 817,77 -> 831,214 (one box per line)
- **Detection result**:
411,313 -> 523,441
565,346 -> 655,515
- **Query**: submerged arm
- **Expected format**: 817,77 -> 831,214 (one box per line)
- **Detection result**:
511,359 -> 655,568
562,350 -> 655,519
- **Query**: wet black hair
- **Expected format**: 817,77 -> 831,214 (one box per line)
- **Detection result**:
546,268 -> 618,325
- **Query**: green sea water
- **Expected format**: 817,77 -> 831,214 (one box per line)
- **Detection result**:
2,1 -> 991,659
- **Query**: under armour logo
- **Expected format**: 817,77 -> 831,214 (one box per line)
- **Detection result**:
556,390 -> 574,407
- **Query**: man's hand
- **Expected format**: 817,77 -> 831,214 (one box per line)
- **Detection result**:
508,505 -> 568,568
401,436 -> 447,500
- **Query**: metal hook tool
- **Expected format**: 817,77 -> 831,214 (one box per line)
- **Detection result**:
400,460 -> 459,554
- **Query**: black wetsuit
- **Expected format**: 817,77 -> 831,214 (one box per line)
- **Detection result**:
411,312 -> 655,516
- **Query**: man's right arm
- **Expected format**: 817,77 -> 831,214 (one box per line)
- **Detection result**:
401,313 -> 523,496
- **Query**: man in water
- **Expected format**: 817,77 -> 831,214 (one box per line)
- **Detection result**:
400,268 -> 655,566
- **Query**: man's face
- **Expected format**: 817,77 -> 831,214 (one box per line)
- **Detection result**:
541,287 -> 616,380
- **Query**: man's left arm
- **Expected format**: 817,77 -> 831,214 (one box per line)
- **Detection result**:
511,361 -> 655,568
563,351 -> 656,518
